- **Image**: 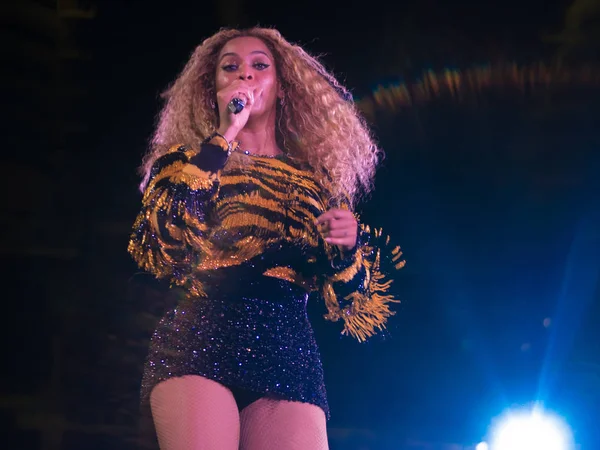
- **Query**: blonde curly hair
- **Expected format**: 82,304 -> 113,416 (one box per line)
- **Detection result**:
140,27 -> 382,208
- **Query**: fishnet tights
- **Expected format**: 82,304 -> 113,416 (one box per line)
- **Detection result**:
150,375 -> 329,450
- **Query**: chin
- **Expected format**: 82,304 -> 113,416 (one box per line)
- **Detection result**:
249,105 -> 273,118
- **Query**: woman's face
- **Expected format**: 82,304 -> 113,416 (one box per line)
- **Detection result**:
215,36 -> 280,117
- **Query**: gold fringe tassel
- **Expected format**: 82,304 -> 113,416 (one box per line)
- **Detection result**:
322,227 -> 406,342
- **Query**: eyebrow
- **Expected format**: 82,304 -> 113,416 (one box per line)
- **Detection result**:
219,50 -> 272,62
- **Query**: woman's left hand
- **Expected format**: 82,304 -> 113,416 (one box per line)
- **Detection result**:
315,208 -> 358,252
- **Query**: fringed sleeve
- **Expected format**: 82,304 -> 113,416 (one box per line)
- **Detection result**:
127,136 -> 234,297
321,218 -> 406,343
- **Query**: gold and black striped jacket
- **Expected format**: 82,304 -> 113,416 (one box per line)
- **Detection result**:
128,135 -> 405,342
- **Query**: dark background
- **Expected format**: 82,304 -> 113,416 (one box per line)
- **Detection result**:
2,0 -> 599,448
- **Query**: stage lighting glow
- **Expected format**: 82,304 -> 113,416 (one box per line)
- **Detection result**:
489,408 -> 574,450
475,442 -> 489,450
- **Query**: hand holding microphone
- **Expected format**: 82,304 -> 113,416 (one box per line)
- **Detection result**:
227,97 -> 246,114
216,80 -> 258,142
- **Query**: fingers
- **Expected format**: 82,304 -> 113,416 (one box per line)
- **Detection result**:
315,208 -> 353,225
220,80 -> 256,107
234,91 -> 250,105
249,88 -> 262,106
316,210 -> 356,238
239,87 -> 261,107
323,236 -> 355,247
217,82 -> 250,109
324,228 -> 354,238
323,227 -> 357,247
315,208 -> 357,249
216,83 -> 259,135
232,88 -> 253,106
321,223 -> 356,240
219,90 -> 250,109
318,218 -> 355,234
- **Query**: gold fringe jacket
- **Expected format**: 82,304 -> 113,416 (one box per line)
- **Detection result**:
128,136 -> 405,342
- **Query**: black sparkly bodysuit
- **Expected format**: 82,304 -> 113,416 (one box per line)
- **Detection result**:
128,136 -> 405,418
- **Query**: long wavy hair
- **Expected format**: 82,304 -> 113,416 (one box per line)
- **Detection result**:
139,27 -> 382,208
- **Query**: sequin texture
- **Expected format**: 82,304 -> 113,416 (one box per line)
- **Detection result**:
142,274 -> 329,416
128,137 -> 405,419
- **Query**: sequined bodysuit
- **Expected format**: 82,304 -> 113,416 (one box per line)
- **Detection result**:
128,136 -> 405,418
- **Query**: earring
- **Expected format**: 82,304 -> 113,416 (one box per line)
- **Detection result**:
210,99 -> 216,109
279,96 -> 285,107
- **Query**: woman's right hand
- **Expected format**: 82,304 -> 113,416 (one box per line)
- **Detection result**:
216,80 -> 259,142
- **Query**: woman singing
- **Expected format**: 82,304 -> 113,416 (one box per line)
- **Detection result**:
128,27 -> 405,450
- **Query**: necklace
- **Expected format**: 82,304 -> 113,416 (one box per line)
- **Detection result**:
234,148 -> 287,159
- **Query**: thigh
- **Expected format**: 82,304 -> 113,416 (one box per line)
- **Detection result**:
240,397 -> 328,450
150,375 -> 240,450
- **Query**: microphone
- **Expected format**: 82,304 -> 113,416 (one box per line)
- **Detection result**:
227,98 -> 246,114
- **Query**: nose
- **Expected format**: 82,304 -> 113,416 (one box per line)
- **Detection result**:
239,66 -> 253,80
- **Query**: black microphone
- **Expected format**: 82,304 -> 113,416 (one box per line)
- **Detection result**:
227,98 -> 246,114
